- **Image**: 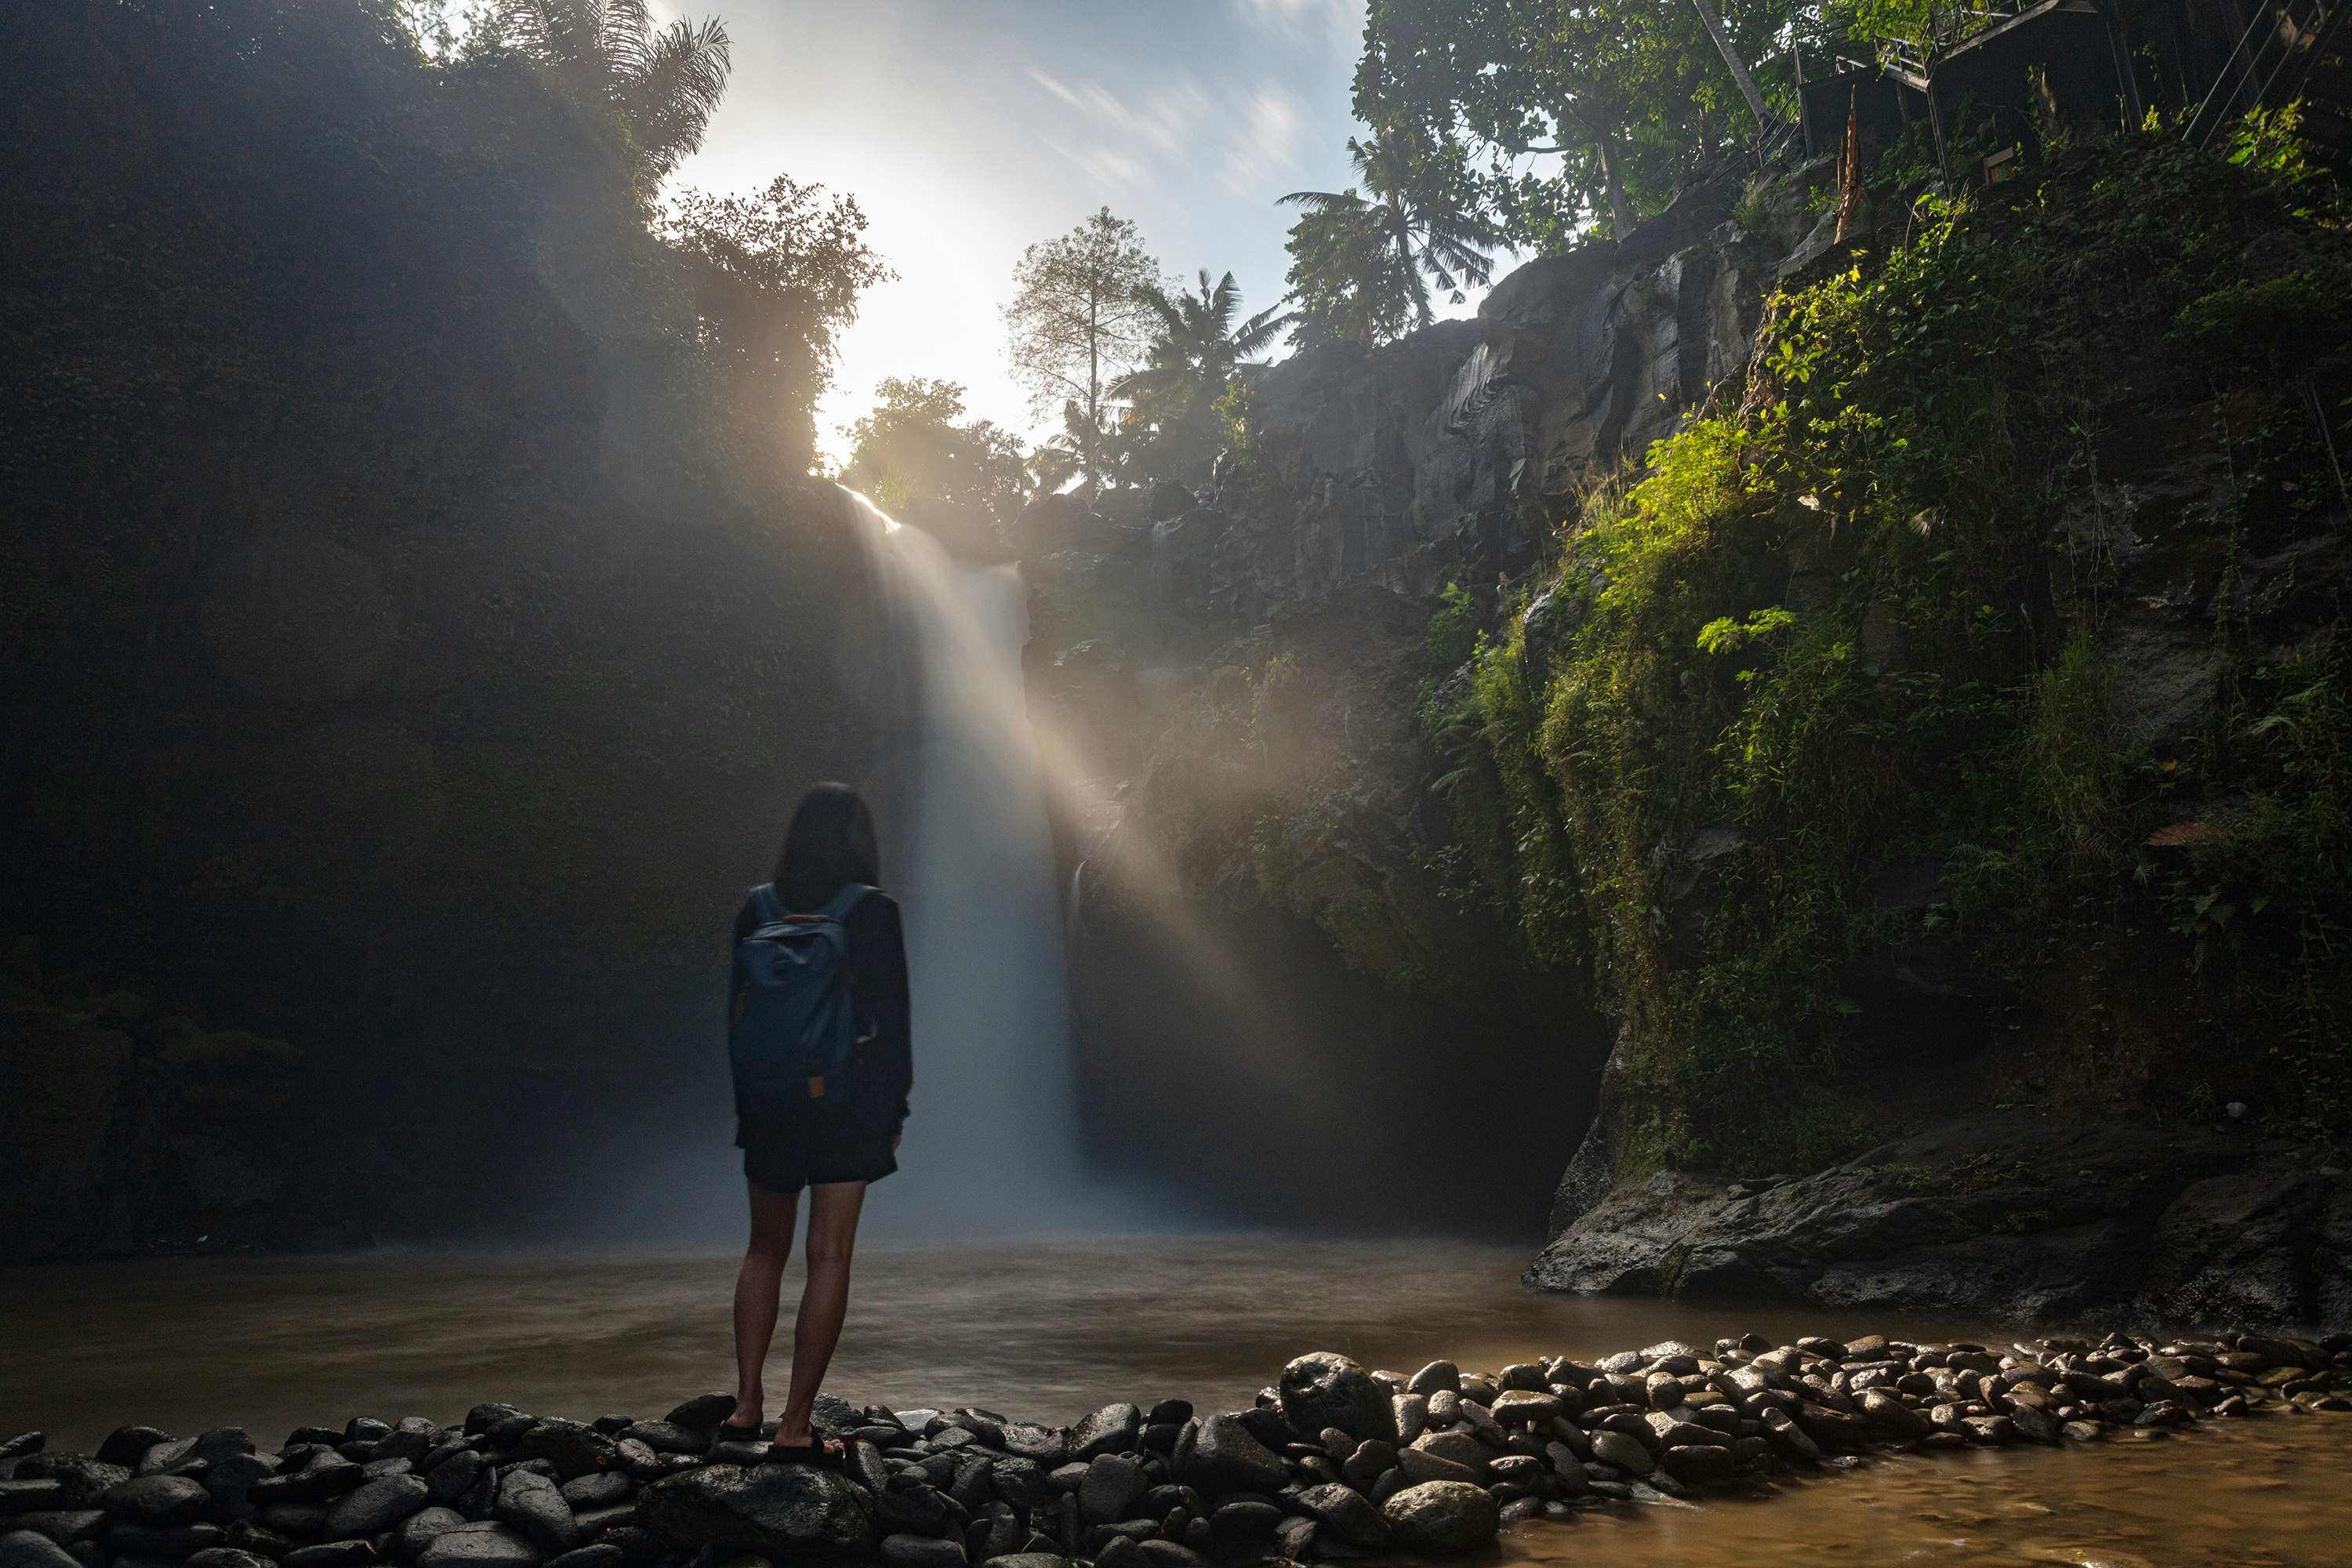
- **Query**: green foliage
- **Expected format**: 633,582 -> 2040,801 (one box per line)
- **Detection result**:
1282,129 -> 1499,341
837,376 -> 1028,540
1428,132 -> 2352,1171
1112,270 -> 1289,484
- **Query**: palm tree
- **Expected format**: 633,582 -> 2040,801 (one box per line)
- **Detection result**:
1111,270 -> 1289,428
1281,131 -> 1499,330
496,0 -> 731,181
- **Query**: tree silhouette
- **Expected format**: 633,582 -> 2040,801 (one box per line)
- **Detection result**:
1114,270 -> 1289,427
1004,209 -> 1163,499
1281,129 -> 1497,335
495,0 -> 731,181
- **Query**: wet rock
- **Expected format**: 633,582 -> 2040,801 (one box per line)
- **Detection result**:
5,1516 -> 103,1548
557,1476 -> 629,1512
13,1464 -> 128,1513
1405,1364 -> 1458,1398
1294,1485 -> 1384,1548
100,1476 -> 209,1529
878,1534 -> 964,1568
111,1523 -> 227,1558
1338,1440 -> 1394,1492
1076,1457 -> 1142,1526
285,1541 -> 378,1568
1170,1418 -> 1285,1498
419,1523 -> 543,1568
1587,1432 -> 1653,1475
183,1551 -> 271,1568
0,1484 -> 63,1515
93,1434 -> 169,1472
426,1454 -> 485,1508
982,1557 -> 1067,1568
0,1537 -> 78,1568
1134,1539 -> 1206,1568
616,1426 -> 703,1459
1658,1446 -> 1735,1485
659,1399 -> 736,1433
996,1426 -> 1067,1468
493,1472 -> 579,1554
544,1545 -> 622,1568
1277,1356 -> 1396,1444
252,1459 -> 365,1505
874,1487 -> 949,1539
1204,1501 -> 1277,1559
637,1465 -> 875,1557
1859,1392 -> 1929,1439
516,1425 -> 615,1483
1378,1483 -> 1497,1555
1093,1537 -> 1145,1568
397,1508 -> 469,1562
326,1475 -> 430,1538
1069,1407 -> 1142,1465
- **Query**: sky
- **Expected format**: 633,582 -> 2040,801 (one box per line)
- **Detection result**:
655,0 -> 1383,465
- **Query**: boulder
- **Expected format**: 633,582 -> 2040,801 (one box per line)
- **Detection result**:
877,1535 -> 964,1568
516,1424 -> 616,1483
636,1466 -> 875,1557
1076,1457 -> 1142,1526
1278,1356 -> 1396,1444
397,1508 -> 470,1562
1588,1432 -> 1653,1475
1377,1483 -> 1497,1555
13,1463 -> 128,1512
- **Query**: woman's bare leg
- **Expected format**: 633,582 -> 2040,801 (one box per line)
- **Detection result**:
772,1180 -> 867,1446
731,1181 -> 801,1429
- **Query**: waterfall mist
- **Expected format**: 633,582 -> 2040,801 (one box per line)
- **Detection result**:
845,490 -> 1148,1236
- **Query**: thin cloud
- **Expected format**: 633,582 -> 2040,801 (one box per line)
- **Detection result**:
1219,82 -> 1303,194
1230,0 -> 1362,56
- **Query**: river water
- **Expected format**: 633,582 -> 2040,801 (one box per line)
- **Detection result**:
7,1237 -> 2348,1566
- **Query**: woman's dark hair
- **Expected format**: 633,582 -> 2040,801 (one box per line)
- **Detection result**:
773,782 -> 882,906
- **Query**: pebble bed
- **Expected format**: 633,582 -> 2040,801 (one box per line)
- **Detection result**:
5,1327 -> 2350,1568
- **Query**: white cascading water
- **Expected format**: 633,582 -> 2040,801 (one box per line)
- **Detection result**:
844,490 -> 1088,1232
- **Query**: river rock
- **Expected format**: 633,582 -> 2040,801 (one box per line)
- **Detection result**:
494,1472 -> 579,1553
1338,1440 -> 1394,1491
1405,1364 -> 1458,1398
637,1465 -> 875,1556
14,1462 -> 128,1512
1394,1445 -> 1475,1488
1588,1432 -> 1653,1475
1278,1356 -> 1396,1444
285,1541 -> 377,1568
326,1475 -> 430,1538
183,1551 -> 271,1568
1170,1418 -> 1284,1497
1294,1485 -> 1383,1548
1076,1457 -> 1142,1526
517,1424 -> 615,1482
0,1535 -> 78,1568
996,1425 -> 1067,1468
1859,1391 -> 1929,1439
615,1426 -> 703,1459
100,1475 -> 209,1528
558,1475 -> 630,1512
1204,1502 -> 1277,1559
877,1535 -> 963,1568
418,1523 -> 542,1568
982,1557 -> 1067,1568
1658,1445 -> 1734,1484
1069,1406 -> 1142,1465
543,1545 -> 622,1568
5,1515 -> 104,1547
0,1483 -> 64,1515
397,1508 -> 469,1561
659,1399 -> 737,1433
1377,1483 -> 1496,1555
426,1453 -> 485,1507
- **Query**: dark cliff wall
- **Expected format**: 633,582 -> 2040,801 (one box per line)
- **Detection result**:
0,0 -> 909,1258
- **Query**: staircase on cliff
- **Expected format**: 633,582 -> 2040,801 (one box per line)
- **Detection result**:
2187,0 -> 2352,153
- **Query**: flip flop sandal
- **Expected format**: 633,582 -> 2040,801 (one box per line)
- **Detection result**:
764,1436 -> 844,1468
715,1420 -> 764,1443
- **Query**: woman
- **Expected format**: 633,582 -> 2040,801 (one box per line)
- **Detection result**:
723,782 -> 911,1461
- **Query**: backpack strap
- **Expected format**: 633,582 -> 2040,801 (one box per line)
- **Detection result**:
749,883 -> 786,926
816,882 -> 877,924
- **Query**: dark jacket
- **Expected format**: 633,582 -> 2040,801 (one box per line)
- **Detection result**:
730,884 -> 912,1131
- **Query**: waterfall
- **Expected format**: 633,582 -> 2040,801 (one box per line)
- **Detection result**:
844,489 -> 1091,1232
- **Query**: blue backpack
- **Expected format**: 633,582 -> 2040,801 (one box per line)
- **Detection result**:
729,882 -> 874,1108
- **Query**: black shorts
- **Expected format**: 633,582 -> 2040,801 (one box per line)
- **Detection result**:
737,1102 -> 898,1194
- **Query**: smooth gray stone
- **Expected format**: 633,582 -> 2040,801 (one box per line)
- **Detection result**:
1169,1417 -> 1285,1498
1294,1484 -> 1385,1548
494,1472 -> 580,1553
397,1506 -> 470,1563
1067,1407 -> 1141,1466
1379,1481 -> 1498,1555
4,1515 -> 103,1548
1278,1356 -> 1396,1445
419,1523 -> 542,1568
1075,1457 -> 1140,1526
0,1533 -> 80,1568
635,1465 -> 875,1556
877,1534 -> 964,1568
99,1476 -> 209,1529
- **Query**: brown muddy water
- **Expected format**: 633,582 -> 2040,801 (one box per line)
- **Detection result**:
6,1236 -> 2349,1565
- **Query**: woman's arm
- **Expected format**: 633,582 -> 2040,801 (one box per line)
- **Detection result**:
848,895 -> 913,1131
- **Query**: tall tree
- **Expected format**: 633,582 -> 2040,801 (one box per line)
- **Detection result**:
660,174 -> 890,467
1281,129 -> 1498,332
1003,209 -> 1162,499
495,0 -> 731,183
1114,270 -> 1288,437
839,377 -> 1029,550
